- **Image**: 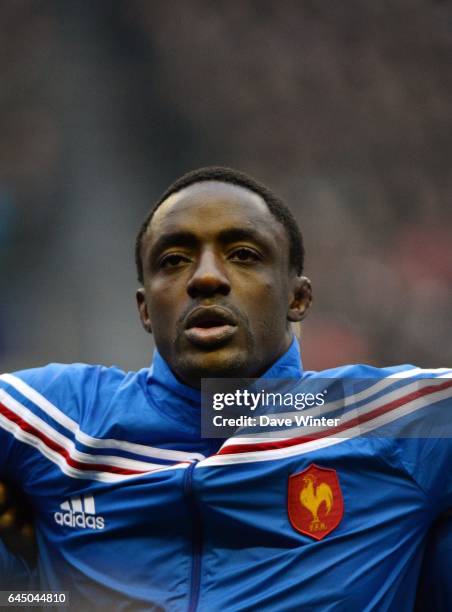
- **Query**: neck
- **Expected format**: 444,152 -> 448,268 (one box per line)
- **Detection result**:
150,336 -> 303,394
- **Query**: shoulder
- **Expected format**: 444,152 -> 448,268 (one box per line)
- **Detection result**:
1,362 -> 100,402
303,362 -> 421,379
0,362 -> 133,422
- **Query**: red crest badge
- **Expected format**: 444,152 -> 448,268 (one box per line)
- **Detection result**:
288,464 -> 343,540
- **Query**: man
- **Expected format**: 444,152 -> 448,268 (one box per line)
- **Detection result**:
0,167 -> 450,610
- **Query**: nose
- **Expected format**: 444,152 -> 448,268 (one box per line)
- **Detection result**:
186,249 -> 231,298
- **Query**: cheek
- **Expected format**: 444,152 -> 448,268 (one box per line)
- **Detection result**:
148,274 -> 185,302
244,279 -> 289,333
146,279 -> 182,324
254,274 -> 288,305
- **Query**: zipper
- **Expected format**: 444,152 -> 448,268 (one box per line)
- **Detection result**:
183,460 -> 202,612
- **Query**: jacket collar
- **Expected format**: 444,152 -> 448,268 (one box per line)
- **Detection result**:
147,336 -> 303,405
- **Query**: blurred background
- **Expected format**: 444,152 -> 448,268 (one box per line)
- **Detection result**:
1,0 -> 451,373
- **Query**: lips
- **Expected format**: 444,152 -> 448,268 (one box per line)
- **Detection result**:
184,306 -> 238,348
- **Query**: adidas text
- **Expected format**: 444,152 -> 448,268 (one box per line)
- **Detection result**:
54,512 -> 105,530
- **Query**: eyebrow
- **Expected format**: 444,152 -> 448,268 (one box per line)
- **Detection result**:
148,226 -> 272,260
216,227 -> 271,247
149,231 -> 198,260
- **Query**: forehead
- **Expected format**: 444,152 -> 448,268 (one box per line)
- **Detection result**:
145,181 -> 286,244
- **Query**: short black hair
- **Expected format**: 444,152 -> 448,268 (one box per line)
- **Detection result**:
135,166 -> 304,283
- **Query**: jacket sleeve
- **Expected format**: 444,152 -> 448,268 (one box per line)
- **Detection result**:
395,436 -> 452,513
376,371 -> 452,512
0,363 -> 96,589
0,362 -> 97,485
0,366 -> 58,589
0,365 -> 57,484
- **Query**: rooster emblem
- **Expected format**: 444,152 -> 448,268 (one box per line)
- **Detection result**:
300,474 -> 333,532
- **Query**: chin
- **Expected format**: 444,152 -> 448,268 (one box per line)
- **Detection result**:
175,346 -> 252,381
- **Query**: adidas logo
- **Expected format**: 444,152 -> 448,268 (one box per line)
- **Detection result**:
54,495 -> 105,530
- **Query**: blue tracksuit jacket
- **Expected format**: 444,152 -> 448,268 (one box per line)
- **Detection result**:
0,339 -> 451,611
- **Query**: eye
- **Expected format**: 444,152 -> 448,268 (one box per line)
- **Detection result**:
159,253 -> 191,269
229,247 -> 261,263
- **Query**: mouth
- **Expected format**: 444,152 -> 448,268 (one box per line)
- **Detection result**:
184,306 -> 238,348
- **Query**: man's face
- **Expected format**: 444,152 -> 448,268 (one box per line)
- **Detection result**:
137,181 -> 310,387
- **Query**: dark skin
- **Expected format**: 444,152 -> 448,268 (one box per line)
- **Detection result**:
0,180 -> 446,607
1,180 -> 312,560
137,181 -> 312,388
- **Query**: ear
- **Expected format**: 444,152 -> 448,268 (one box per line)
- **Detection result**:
136,288 -> 152,334
287,276 -> 312,322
